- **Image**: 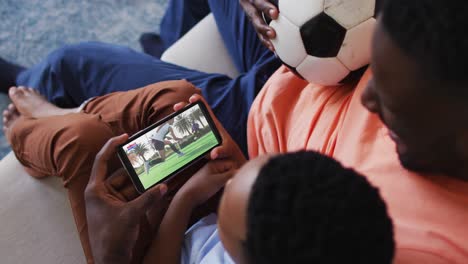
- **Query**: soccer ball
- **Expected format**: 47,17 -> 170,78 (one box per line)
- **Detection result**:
264,0 -> 380,86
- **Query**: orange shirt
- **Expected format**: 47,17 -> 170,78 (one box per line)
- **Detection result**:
247,66 -> 468,263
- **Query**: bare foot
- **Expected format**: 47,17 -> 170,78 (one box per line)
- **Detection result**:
8,86 -> 79,118
2,103 -> 20,145
2,102 -> 48,178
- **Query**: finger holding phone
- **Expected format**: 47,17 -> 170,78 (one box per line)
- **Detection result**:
173,94 -> 247,168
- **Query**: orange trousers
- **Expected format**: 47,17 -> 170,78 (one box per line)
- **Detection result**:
9,80 -> 201,263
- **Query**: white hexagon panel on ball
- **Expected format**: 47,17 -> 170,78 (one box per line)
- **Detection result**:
270,14 -> 308,67
278,0 -> 325,26
296,56 -> 350,86
324,0 -> 376,29
337,18 -> 376,71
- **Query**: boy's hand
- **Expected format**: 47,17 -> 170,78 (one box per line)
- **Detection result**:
173,94 -> 247,168
177,160 -> 236,208
85,134 -> 168,264
239,0 -> 279,51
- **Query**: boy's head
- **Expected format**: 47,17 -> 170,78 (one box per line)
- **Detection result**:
361,0 -> 468,178
217,151 -> 395,264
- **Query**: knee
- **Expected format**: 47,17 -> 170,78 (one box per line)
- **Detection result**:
151,80 -> 201,105
54,115 -> 114,165
137,80 -> 201,126
177,80 -> 201,100
45,42 -> 108,69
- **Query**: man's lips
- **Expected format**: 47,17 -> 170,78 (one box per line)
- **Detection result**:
376,113 -> 407,149
388,130 -> 400,142
387,129 -> 409,154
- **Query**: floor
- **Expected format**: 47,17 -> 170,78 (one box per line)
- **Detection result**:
0,0 -> 168,159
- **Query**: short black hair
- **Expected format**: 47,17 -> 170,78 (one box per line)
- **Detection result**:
382,0 -> 468,95
245,151 -> 394,264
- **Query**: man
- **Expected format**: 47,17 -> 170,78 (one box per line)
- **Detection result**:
245,0 -> 468,262
150,119 -> 185,161
191,121 -> 201,139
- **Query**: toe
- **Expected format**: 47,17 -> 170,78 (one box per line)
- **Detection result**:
9,86 -> 26,100
8,103 -> 18,114
16,86 -> 27,95
10,110 -> 20,119
3,109 -> 10,118
8,103 -> 15,111
8,86 -> 17,97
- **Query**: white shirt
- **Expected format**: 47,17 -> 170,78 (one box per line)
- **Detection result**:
152,123 -> 171,141
181,214 -> 234,264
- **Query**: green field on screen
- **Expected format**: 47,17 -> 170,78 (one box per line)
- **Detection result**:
139,132 -> 218,189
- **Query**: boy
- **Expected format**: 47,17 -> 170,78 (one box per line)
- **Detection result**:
142,150 -> 395,263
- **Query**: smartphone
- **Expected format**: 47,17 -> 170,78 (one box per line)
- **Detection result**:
118,101 -> 222,193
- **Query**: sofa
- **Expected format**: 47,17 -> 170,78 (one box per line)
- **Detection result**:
0,14 -> 239,263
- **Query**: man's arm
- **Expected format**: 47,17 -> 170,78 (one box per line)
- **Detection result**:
143,161 -> 235,264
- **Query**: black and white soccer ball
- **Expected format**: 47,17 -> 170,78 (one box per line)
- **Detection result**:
264,0 -> 380,86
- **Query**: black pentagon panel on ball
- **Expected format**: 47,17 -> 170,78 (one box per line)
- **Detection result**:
338,65 -> 369,84
374,0 -> 384,18
262,0 -> 279,24
300,12 -> 346,58
282,61 -> 306,81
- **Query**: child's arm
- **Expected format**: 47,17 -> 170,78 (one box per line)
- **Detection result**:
142,190 -> 194,264
143,160 -> 235,264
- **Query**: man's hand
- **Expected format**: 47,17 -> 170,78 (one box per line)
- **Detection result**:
85,134 -> 168,264
240,0 -> 279,51
177,160 -> 236,208
173,94 -> 247,168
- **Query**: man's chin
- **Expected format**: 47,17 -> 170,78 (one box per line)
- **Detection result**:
395,142 -> 462,177
397,151 -> 439,174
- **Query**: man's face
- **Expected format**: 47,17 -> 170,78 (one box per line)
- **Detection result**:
361,19 -> 466,176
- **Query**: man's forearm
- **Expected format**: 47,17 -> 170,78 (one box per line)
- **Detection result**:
143,192 -> 195,264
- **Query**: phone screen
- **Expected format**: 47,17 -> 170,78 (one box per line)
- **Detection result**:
119,102 -> 222,191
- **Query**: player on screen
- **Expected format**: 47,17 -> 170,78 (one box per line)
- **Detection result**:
150,119 -> 185,162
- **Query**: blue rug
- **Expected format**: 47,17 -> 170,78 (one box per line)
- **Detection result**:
0,0 -> 168,160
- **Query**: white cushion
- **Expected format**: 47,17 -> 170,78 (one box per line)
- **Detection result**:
0,152 -> 85,264
161,14 -> 240,79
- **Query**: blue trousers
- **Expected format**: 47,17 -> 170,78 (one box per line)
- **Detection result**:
15,0 -> 281,154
